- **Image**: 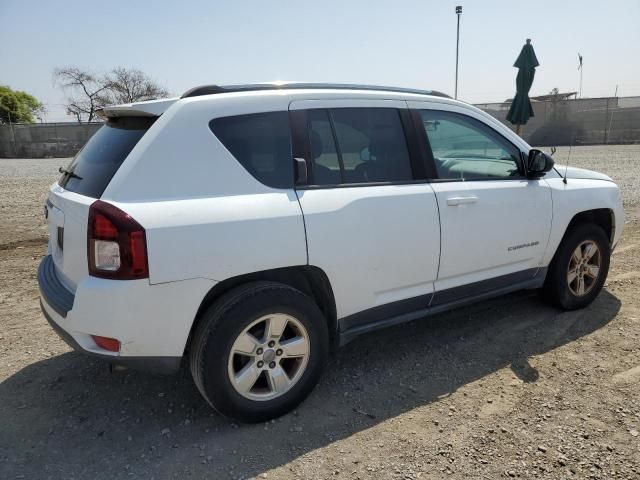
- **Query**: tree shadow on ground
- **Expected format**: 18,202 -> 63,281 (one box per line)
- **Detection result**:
0,290 -> 621,479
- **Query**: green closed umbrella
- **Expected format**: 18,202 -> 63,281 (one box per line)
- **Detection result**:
506,39 -> 539,135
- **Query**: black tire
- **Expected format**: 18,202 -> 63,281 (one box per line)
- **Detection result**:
542,223 -> 611,310
189,281 -> 329,423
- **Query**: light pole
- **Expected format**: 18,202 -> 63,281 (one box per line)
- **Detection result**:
455,6 -> 462,99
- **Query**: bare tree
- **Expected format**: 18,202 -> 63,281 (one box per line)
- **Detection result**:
54,66 -> 169,122
103,67 -> 169,104
53,67 -> 108,123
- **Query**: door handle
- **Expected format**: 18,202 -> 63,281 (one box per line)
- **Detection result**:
446,196 -> 478,206
294,158 -> 308,185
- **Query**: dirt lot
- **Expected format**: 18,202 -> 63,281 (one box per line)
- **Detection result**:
1,146 -> 639,479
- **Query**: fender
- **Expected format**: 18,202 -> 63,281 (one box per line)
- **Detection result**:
543,177 -> 624,266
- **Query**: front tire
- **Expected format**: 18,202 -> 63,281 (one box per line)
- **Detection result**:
543,223 -> 611,310
189,282 -> 329,423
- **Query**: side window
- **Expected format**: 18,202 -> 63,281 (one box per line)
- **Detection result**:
307,108 -> 413,185
419,110 -> 521,180
210,111 -> 293,189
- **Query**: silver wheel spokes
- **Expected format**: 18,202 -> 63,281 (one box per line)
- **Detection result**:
228,314 -> 310,401
567,240 -> 601,296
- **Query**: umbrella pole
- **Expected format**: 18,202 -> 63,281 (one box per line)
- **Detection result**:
516,124 -> 523,136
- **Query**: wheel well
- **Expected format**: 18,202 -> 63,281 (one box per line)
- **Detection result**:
565,208 -> 615,243
185,266 -> 338,355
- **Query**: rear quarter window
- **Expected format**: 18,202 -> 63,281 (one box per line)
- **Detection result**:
209,111 -> 293,189
59,117 -> 155,198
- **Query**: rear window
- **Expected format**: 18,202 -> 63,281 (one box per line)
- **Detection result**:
59,117 -> 155,198
209,111 -> 293,189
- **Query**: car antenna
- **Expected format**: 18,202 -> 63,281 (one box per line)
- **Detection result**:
563,136 -> 574,185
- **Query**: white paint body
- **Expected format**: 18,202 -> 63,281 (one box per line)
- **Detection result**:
41,88 -> 624,360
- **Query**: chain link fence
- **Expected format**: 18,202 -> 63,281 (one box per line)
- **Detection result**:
0,122 -> 102,158
476,96 -> 640,146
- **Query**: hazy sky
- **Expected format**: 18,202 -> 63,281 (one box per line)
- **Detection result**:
2,0 -> 639,122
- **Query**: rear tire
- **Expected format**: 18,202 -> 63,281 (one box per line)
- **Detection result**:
542,223 -> 610,310
189,282 -> 329,423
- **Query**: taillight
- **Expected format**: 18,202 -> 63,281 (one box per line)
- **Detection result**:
88,200 -> 148,280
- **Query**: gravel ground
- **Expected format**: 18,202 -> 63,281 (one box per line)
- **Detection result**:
1,146 -> 639,479
549,145 -> 640,214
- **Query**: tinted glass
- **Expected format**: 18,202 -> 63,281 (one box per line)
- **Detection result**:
331,108 -> 413,184
210,112 -> 293,189
308,110 -> 341,184
419,110 -> 521,180
59,117 -> 154,198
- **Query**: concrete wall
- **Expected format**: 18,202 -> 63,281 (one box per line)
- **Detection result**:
0,122 -> 102,158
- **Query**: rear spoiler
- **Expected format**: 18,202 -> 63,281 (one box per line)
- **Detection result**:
96,98 -> 178,119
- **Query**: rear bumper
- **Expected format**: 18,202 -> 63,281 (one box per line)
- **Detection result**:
38,254 -> 74,318
39,298 -> 181,374
37,255 -> 182,375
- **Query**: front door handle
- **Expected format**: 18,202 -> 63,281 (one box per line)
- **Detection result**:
446,196 -> 478,206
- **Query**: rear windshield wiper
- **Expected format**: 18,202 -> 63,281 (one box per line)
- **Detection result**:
58,167 -> 83,180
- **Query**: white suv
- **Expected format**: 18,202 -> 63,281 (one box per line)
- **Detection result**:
38,83 -> 624,422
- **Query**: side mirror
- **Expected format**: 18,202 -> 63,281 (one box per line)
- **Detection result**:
360,147 -> 371,162
424,120 -> 440,132
526,149 -> 554,177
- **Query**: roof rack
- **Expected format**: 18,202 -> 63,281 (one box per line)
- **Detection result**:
180,83 -> 452,99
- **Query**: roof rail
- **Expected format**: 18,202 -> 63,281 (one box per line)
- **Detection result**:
180,83 -> 452,99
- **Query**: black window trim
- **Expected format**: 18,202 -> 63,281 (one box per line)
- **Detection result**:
295,178 -> 433,191
289,109 -> 310,186
412,108 -> 529,182
326,109 -> 347,183
398,108 -> 429,180
294,106 -> 427,189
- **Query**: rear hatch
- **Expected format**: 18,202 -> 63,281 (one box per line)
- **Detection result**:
47,117 -> 155,291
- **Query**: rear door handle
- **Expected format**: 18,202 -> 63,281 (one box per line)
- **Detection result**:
446,196 -> 478,206
294,157 -> 308,185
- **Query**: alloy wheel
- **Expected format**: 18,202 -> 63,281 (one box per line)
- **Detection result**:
227,314 -> 310,401
567,240 -> 601,296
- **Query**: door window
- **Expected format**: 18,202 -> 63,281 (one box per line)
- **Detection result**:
419,110 -> 521,180
307,108 -> 413,185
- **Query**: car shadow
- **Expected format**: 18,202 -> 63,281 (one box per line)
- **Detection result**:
0,289 -> 621,479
